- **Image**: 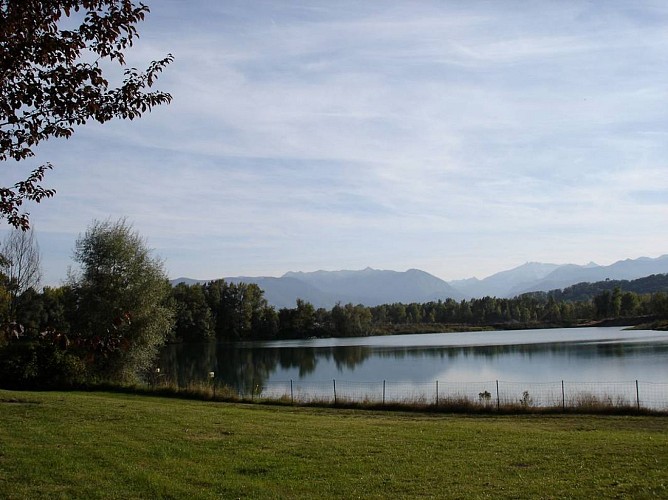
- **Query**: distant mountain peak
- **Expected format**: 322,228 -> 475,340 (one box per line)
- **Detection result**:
446,254 -> 668,298
273,267 -> 466,307
173,254 -> 668,306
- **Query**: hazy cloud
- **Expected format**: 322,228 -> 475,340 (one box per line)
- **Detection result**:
8,0 -> 668,284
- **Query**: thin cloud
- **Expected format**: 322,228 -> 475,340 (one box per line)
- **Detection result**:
14,0 -> 668,285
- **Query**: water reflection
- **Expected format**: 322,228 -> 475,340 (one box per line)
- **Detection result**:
159,328 -> 668,390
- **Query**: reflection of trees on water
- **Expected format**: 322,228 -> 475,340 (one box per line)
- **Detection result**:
158,343 -> 276,394
215,346 -> 278,395
276,348 -> 317,377
159,340 -> 668,390
272,345 -> 372,374
159,344 -> 372,390
372,341 -> 668,361
159,342 -> 218,387
328,346 -> 371,370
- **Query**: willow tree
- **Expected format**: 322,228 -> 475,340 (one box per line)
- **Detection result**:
68,218 -> 173,382
0,1 -> 173,228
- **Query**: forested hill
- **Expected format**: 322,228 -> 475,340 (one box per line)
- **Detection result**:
526,273 -> 668,302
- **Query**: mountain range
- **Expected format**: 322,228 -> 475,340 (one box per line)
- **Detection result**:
171,254 -> 668,309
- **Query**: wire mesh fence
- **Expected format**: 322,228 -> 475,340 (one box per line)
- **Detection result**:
249,379 -> 668,411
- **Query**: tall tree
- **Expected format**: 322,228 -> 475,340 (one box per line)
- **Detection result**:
171,283 -> 213,342
68,218 -> 173,382
620,291 -> 639,317
593,290 -> 612,319
278,299 -> 316,338
0,1 -> 173,228
1,227 -> 41,312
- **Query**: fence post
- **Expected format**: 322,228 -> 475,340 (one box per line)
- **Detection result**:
636,380 -> 640,410
436,380 -> 439,407
383,380 -> 386,405
333,379 -> 337,405
562,380 -> 565,410
290,379 -> 294,405
496,380 -> 500,410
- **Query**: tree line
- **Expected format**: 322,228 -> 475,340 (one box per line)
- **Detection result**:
168,282 -> 668,342
2,220 -> 667,390
7,266 -> 668,346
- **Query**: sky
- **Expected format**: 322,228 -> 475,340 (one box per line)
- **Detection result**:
3,0 -> 668,286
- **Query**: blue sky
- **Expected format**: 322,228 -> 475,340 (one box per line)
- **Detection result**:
3,0 -> 668,286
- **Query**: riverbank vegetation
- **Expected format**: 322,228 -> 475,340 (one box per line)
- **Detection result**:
0,220 -> 173,389
161,278 -> 668,341
1,390 -> 667,498
1,222 -> 667,390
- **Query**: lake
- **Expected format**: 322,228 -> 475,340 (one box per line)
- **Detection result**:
160,327 -> 668,408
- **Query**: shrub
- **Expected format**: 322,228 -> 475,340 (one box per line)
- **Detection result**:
0,340 -> 86,389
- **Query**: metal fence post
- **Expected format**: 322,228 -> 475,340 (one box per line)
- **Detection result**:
333,379 -> 337,404
436,380 -> 439,407
383,380 -> 386,405
636,380 -> 640,410
562,380 -> 565,410
496,380 -> 500,410
290,379 -> 294,405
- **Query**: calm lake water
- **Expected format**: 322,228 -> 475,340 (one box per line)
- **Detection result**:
160,327 -> 668,397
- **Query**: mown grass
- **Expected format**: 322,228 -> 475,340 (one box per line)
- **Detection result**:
1,390 -> 667,499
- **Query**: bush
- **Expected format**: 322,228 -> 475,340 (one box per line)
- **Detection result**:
0,340 -> 86,389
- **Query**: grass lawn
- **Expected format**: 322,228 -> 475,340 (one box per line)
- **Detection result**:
0,390 -> 667,499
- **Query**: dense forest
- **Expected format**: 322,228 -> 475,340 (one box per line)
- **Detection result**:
7,274 -> 668,345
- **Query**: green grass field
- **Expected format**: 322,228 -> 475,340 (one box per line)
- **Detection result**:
1,390 -> 667,499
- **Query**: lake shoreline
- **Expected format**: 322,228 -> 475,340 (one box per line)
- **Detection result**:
164,316 -> 666,345
295,315 -> 663,340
